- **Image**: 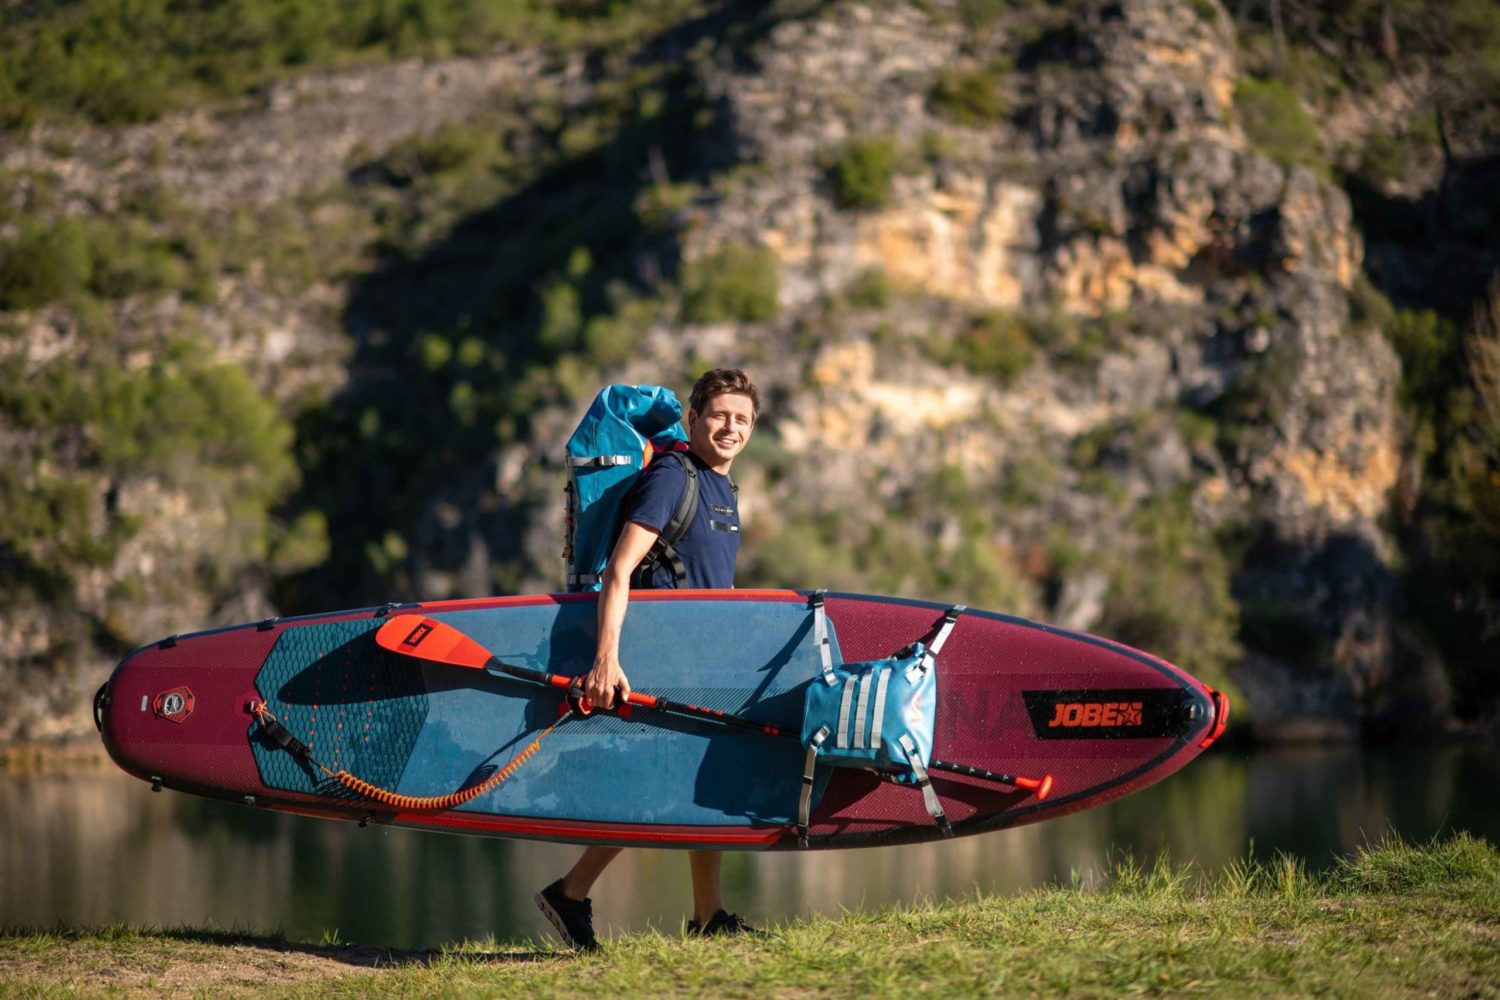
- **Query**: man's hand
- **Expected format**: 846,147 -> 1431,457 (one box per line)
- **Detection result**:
583,654 -> 631,710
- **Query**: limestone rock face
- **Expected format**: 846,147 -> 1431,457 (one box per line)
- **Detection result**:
668,0 -> 1405,736
0,0 -> 1433,741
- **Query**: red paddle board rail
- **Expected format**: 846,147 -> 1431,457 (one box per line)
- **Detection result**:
1201,689 -> 1230,748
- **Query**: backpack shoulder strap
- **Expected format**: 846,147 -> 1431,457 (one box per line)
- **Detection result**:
658,451 -> 700,548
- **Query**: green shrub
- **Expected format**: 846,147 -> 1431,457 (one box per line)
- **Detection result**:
1234,78 -> 1321,169
384,123 -> 510,186
846,267 -> 893,309
635,181 -> 699,231
0,219 -> 92,309
0,333 -> 308,595
1098,492 -> 1244,706
956,0 -> 1007,29
1348,274 -> 1396,333
1387,308 -> 1458,426
1357,130 -> 1409,187
681,244 -> 780,323
827,136 -> 898,210
925,311 -> 1037,385
929,62 -> 1011,127
0,0 -> 711,127
0,467 -> 127,568
918,129 -> 961,165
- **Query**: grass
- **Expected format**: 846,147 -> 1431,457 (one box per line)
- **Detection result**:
2,834 -> 1495,998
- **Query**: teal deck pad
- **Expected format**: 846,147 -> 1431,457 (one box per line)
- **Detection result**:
250,619 -> 430,796
248,599 -> 838,827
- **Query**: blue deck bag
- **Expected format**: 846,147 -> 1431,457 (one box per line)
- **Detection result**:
564,385 -> 689,592
796,597 -> 964,845
800,644 -> 937,784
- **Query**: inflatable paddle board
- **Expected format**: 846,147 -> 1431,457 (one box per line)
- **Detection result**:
96,590 -> 1228,849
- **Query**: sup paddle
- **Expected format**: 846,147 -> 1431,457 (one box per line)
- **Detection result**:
375,613 -> 1053,800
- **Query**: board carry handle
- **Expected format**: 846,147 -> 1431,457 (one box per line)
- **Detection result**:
375,614 -> 1054,800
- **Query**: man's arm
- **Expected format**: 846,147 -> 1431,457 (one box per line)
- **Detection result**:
583,521 -> 659,709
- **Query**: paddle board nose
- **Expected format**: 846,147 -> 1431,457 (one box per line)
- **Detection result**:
1200,689 -> 1230,749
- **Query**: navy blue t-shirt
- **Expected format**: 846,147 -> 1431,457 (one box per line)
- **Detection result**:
626,451 -> 739,589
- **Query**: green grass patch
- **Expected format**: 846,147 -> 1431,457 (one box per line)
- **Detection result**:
1,835 -> 1494,998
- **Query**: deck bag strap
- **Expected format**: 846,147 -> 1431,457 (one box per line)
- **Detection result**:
797,725 -> 830,848
564,384 -> 689,592
799,642 -> 937,787
907,604 -> 966,681
898,734 -> 953,838
810,590 -> 835,684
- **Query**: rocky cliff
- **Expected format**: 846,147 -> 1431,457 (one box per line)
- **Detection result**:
0,0 -> 1491,742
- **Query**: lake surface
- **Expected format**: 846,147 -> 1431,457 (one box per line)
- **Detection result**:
3,744 -> 1496,949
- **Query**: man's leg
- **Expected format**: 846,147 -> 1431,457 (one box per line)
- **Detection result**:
562,845 -> 623,900
536,846 -> 622,951
689,850 -> 724,925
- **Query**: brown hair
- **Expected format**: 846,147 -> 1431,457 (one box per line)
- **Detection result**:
690,368 -> 760,418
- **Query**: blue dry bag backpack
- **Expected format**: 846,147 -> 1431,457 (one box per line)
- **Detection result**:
563,384 -> 692,592
796,594 -> 965,846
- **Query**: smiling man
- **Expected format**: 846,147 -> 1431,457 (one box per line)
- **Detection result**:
536,369 -> 761,951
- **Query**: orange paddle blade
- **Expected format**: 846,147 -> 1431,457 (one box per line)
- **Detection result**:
375,615 -> 492,670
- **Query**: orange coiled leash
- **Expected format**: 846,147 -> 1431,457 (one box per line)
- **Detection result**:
251,701 -> 572,812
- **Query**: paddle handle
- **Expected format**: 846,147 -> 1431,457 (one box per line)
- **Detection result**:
930,759 -> 1053,800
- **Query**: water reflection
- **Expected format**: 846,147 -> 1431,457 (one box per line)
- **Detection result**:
3,745 -> 1495,949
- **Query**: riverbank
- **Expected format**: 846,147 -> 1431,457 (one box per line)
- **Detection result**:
0,740 -> 112,771
3,835 -> 1495,999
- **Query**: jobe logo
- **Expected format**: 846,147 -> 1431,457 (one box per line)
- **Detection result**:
1024,688 -> 1185,739
1047,701 -> 1143,728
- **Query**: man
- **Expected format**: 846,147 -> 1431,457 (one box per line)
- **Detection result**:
535,368 -> 761,952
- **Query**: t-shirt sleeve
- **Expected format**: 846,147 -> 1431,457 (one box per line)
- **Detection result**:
626,459 -> 686,533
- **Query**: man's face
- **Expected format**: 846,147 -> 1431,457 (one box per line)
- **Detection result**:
688,392 -> 756,467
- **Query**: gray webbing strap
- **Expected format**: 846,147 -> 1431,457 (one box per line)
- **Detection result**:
869,667 -> 891,749
836,676 -> 857,748
852,672 -> 873,749
928,605 -> 965,657
797,726 -> 829,848
811,590 -> 835,684
898,734 -> 953,838
568,455 -> 633,468
910,604 -> 966,680
567,573 -> 600,587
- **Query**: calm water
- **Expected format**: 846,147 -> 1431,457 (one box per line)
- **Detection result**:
3,745 -> 1496,949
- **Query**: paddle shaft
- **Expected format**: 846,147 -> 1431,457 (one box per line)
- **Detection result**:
375,614 -> 1051,797
482,656 -> 1046,792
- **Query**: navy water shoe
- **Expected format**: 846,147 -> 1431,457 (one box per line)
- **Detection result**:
535,879 -> 600,952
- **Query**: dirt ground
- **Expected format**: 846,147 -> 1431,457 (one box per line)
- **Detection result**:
0,932 -> 459,998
